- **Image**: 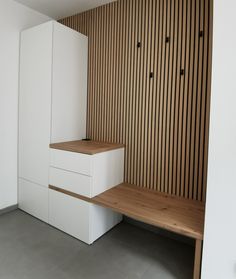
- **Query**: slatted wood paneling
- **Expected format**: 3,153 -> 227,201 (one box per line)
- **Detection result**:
59,0 -> 213,201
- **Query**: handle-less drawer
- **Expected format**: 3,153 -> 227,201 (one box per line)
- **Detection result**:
49,167 -> 92,197
50,149 -> 92,176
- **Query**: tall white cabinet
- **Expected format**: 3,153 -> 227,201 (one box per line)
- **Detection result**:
18,21 -> 87,223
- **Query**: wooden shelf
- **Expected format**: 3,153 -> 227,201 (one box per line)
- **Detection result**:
50,140 -> 125,155
92,183 -> 205,240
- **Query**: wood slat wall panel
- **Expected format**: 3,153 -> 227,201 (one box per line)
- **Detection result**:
59,0 -> 213,201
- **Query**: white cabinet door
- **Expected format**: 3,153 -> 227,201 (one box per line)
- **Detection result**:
51,22 -> 87,143
18,178 -> 48,222
19,22 -> 53,187
48,189 -> 122,244
49,189 -> 91,244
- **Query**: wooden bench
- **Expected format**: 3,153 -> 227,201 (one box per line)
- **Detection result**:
50,181 -> 205,279
92,183 -> 205,279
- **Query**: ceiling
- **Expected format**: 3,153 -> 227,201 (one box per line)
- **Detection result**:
14,0 -> 117,19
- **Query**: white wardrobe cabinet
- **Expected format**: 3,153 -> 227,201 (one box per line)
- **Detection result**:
18,21 -> 124,245
18,21 -> 88,222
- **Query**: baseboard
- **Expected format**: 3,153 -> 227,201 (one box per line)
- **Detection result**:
124,216 -> 195,246
0,205 -> 18,216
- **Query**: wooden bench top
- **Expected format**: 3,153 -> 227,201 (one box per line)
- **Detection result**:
92,183 -> 205,240
50,140 -> 125,155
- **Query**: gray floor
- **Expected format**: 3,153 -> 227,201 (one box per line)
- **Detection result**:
0,210 -> 194,279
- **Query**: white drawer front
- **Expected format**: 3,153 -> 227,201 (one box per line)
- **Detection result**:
49,189 -> 91,244
50,149 -> 92,176
49,167 -> 92,197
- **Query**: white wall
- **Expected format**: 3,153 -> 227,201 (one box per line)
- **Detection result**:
202,0 -> 236,278
0,0 -> 51,210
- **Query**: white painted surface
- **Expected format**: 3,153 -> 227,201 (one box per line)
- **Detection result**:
18,21 -> 88,217
19,22 -> 53,187
49,148 -> 124,243
51,22 -> 87,143
49,189 -> 122,244
91,204 -> 122,242
202,1 -> 236,278
50,148 -> 125,197
18,178 -> 48,222
49,189 -> 91,244
50,149 -> 92,176
0,0 -> 50,210
93,148 -> 124,196
49,167 -> 92,197
14,0 -> 117,19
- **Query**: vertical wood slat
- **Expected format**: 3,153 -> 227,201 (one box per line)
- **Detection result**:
174,0 -> 182,196
185,0 -> 195,199
145,0 -> 153,189
151,0 -> 160,191
165,0 -> 174,195
157,0 -> 166,192
194,0 -> 204,200
127,0 -> 135,183
148,0 -> 157,190
202,0 -> 213,202
168,0 -> 178,195
133,0 -> 141,186
140,0 -> 149,188
189,0 -> 199,199
181,0 -> 190,198
58,0 -> 213,202
162,0 -> 170,193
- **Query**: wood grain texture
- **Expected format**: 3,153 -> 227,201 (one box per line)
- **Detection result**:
193,239 -> 203,279
50,183 -> 205,240
93,183 -> 205,240
59,0 -> 213,201
50,140 -> 125,155
49,185 -> 91,203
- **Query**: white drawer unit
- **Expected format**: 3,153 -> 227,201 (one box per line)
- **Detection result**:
49,189 -> 122,244
48,140 -> 125,244
49,145 -> 125,197
49,141 -> 124,244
